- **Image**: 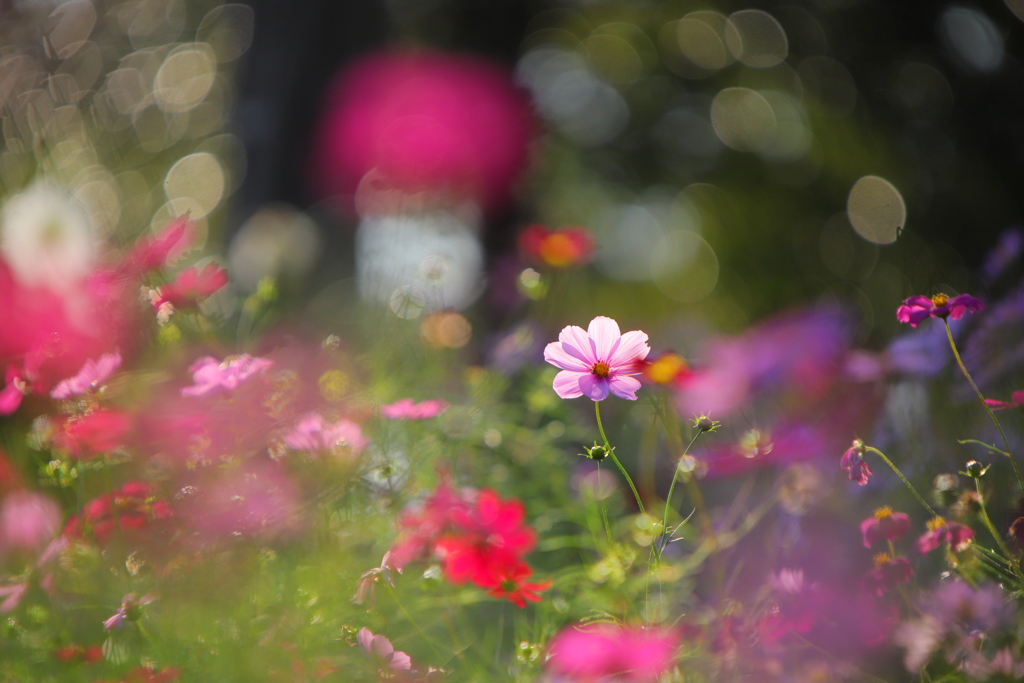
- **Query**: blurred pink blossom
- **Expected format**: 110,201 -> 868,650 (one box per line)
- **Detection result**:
151,264 -> 228,313
283,412 -> 368,455
51,352 -> 122,399
381,398 -> 449,420
544,316 -> 650,401
0,491 -> 61,559
861,507 -> 911,548
546,623 -> 678,682
181,355 -> 273,398
357,628 -> 413,673
310,50 -> 532,213
128,216 -> 194,273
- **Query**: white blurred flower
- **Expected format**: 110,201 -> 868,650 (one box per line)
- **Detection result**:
1,182 -> 96,293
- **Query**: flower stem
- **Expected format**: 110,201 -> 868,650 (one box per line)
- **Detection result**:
944,320 -> 1024,494
974,479 -> 1016,565
595,401 -> 645,517
658,431 -> 702,559
864,447 -> 937,517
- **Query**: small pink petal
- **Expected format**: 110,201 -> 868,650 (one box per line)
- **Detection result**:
552,371 -> 585,399
608,375 -> 641,400
558,325 -> 598,366
578,373 -> 610,401
608,330 -> 650,369
544,341 -> 591,372
587,316 -> 621,360
0,383 -> 24,415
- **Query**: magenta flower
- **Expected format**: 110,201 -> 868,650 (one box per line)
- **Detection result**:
282,413 -> 368,454
985,390 -> 1024,411
381,398 -> 449,419
840,439 -> 872,486
917,517 -> 974,554
181,354 -> 273,398
0,490 -> 61,558
544,316 -> 650,401
546,623 -> 678,682
896,293 -> 983,327
51,352 -> 122,399
861,507 -> 911,548
863,554 -> 912,597
357,628 -> 413,673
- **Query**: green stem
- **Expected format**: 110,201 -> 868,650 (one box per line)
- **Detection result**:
596,462 -> 613,546
974,479 -> 1016,564
944,320 -> 1024,494
864,447 -> 937,517
659,431 -> 702,559
382,583 -> 444,661
595,402 -> 645,516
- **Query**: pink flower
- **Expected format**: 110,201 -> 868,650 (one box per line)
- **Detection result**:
282,413 -> 368,454
50,352 -> 122,399
128,216 -> 193,272
357,628 -> 414,673
181,355 -> 273,398
0,365 -> 29,415
544,316 -> 650,401
52,410 -> 133,459
381,398 -> 449,419
985,390 -> 1024,411
861,507 -> 911,548
840,439 -> 872,486
863,554 -> 913,597
151,264 -> 228,311
917,517 -> 974,554
546,624 -> 678,682
896,293 -> 983,327
0,491 -> 61,558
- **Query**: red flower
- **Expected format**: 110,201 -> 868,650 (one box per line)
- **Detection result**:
917,516 -> 974,554
128,216 -> 194,273
896,293 -> 983,327
479,562 -> 551,608
861,507 -> 911,548
519,224 -> 595,268
64,482 -> 174,546
152,264 -> 228,311
53,410 -> 133,459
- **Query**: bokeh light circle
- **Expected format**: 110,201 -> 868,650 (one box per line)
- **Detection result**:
710,87 -> 776,152
846,175 -> 906,245
163,152 -> 225,219
725,10 -> 789,69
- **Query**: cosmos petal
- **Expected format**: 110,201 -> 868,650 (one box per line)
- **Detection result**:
552,371 -> 585,399
558,325 -> 598,366
608,330 -> 650,370
607,375 -> 641,400
587,316 -> 621,361
578,373 -> 610,401
544,341 -> 591,372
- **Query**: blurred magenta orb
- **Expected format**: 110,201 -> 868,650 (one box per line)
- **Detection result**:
310,50 -> 533,212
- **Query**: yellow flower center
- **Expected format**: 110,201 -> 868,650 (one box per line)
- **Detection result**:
874,506 -> 893,520
647,354 -> 687,384
926,516 -> 947,532
931,293 -> 949,307
873,553 -> 893,568
540,234 -> 579,268
592,362 -> 610,378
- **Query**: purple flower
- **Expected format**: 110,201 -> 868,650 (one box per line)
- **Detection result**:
51,352 -> 122,399
544,316 -> 650,401
861,507 -> 911,548
896,293 -> 983,327
357,627 -> 413,672
180,355 -> 273,398
840,440 -> 872,486
282,413 -> 368,454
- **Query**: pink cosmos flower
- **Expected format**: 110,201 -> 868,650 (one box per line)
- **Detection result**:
985,390 -> 1024,411
917,517 -> 974,554
544,316 -> 650,401
357,628 -> 414,673
51,352 -> 122,399
0,490 -> 61,559
840,439 -> 872,486
150,264 -> 228,313
282,412 -> 368,454
861,507 -> 911,548
546,623 -> 678,682
863,554 -> 913,598
181,355 -> 273,398
896,293 -> 983,327
128,216 -> 194,273
381,398 -> 449,419
52,410 -> 134,459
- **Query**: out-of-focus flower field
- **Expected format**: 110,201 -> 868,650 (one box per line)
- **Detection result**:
3,0 -> 1024,681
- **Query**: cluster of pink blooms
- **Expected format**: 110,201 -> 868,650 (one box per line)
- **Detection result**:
387,482 -> 550,608
282,412 -> 369,455
180,354 -> 273,398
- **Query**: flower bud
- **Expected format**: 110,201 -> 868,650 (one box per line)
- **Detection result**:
583,443 -> 611,461
963,460 -> 988,478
